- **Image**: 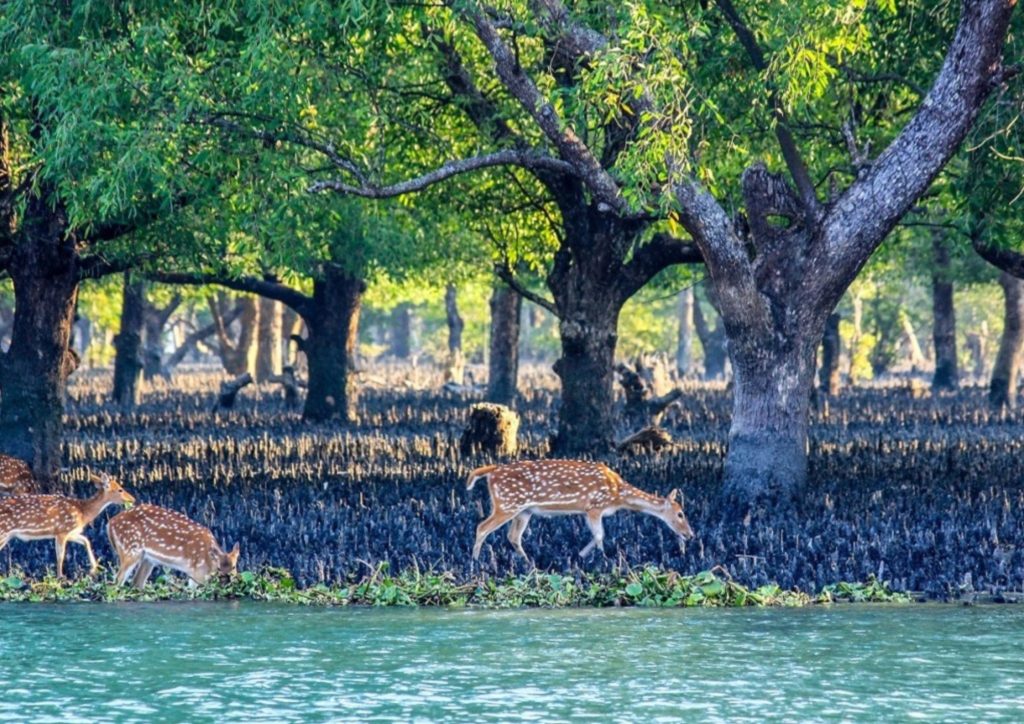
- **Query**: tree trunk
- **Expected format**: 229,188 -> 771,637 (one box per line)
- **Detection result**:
211,294 -> 258,375
900,312 -> 927,371
693,294 -> 727,380
281,305 -> 300,366
722,328 -> 819,507
931,233 -> 958,391
819,312 -> 841,396
390,303 -> 412,359
0,195 -> 77,484
302,267 -> 365,423
444,283 -> 465,384
990,272 -> 1024,409
676,287 -> 694,378
486,282 -> 521,407
111,274 -> 145,407
255,296 -> 282,383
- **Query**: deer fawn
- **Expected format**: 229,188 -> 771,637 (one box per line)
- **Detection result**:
107,503 -> 240,588
0,454 -> 38,497
0,472 -> 135,578
466,459 -> 695,560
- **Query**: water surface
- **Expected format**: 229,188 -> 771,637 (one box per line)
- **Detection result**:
1,603 -> 1022,721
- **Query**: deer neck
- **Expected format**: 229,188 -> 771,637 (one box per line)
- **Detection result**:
73,491 -> 115,526
618,486 -> 666,515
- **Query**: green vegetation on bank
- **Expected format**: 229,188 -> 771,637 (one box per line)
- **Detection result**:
0,565 -> 910,607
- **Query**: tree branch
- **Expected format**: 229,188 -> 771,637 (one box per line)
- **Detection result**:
973,239 -> 1024,279
714,0 -> 820,221
616,233 -> 703,303
151,272 -> 313,318
817,0 -> 1017,308
493,263 -> 559,316
307,149 -> 574,197
463,4 -> 633,217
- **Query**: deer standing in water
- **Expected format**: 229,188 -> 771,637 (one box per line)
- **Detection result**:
0,454 -> 38,497
0,472 -> 135,577
466,459 -> 695,560
108,503 -> 240,588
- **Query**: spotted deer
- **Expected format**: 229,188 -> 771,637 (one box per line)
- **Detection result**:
0,472 -> 135,577
0,454 -> 38,497
466,459 -> 695,560
107,504 -> 240,588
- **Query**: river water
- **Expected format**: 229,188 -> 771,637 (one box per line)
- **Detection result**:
0,603 -> 1022,721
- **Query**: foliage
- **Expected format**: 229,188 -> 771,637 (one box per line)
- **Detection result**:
0,565 -> 909,607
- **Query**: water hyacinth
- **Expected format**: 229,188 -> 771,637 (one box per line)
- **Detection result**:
3,371 -> 1022,601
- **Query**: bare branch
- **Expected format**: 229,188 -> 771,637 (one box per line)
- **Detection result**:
151,272 -> 313,318
307,150 -> 574,197
493,263 -> 559,316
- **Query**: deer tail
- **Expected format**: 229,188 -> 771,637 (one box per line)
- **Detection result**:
466,464 -> 499,491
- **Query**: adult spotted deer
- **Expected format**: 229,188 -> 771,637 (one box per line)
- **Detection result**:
0,454 -> 37,497
0,472 -> 135,577
108,504 -> 240,588
466,459 -> 694,560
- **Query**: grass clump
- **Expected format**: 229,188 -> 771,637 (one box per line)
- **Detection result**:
0,565 -> 911,607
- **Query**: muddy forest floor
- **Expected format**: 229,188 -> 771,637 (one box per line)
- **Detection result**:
5,366 -> 1023,601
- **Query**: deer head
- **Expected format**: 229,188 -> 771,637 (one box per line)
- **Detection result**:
657,488 -> 694,541
87,472 -> 136,509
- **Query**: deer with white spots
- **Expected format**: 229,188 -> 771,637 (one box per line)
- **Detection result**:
466,459 -> 694,561
0,454 -> 38,497
107,503 -> 240,588
0,472 -> 135,578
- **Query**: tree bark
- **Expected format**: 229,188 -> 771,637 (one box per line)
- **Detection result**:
302,266 -> 365,422
111,274 -> 145,407
486,282 -> 521,407
0,193 -> 77,484
931,232 -> 959,391
819,312 -> 842,396
444,283 -> 465,384
255,296 -> 282,383
990,272 -> 1024,409
676,287 -> 694,378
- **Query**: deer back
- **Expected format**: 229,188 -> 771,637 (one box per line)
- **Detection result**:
109,504 -> 226,570
0,454 -> 37,497
0,495 -> 81,536
486,460 -> 626,510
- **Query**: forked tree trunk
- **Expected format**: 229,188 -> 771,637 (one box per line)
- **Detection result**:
0,195 -> 78,484
111,274 -> 145,407
990,272 -> 1024,409
932,233 -> 959,391
302,267 -> 365,422
486,283 -> 521,407
255,296 -> 282,383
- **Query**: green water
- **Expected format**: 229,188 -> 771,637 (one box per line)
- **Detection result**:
1,604 -> 1022,722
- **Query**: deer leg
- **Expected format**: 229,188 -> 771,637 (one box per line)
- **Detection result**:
70,534 -> 99,575
507,512 -> 533,561
54,537 -> 67,579
131,560 -> 155,590
580,511 -> 605,558
115,551 -> 142,586
472,510 -> 517,560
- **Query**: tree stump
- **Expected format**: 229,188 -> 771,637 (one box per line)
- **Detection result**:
460,403 -> 519,456
214,372 -> 253,411
616,426 -> 673,454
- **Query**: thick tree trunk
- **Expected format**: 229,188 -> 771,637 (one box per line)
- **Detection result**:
111,274 -> 145,407
931,233 -> 958,391
676,287 -> 694,378
302,267 -> 365,423
819,312 -> 841,396
444,284 -> 465,384
255,297 -> 282,383
990,272 -> 1024,409
0,196 -> 77,484
390,303 -> 412,359
722,333 -> 819,507
486,283 -> 521,407
693,295 -> 727,380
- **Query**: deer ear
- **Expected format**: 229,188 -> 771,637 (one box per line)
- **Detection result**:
668,488 -> 681,503
88,472 -> 103,486
227,543 -> 240,565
